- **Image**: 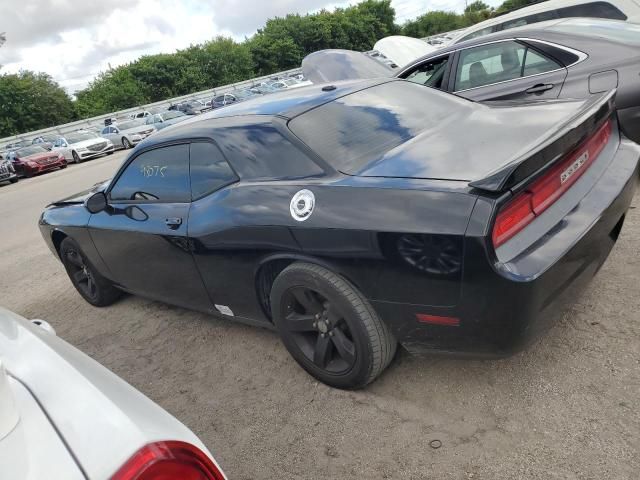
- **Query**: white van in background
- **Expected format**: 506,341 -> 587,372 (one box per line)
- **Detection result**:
450,0 -> 640,44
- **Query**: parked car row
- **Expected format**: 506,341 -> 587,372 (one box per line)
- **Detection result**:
0,129 -> 119,184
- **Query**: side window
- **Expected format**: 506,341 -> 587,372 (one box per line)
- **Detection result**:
523,48 -> 561,76
215,122 -> 323,180
189,142 -> 238,199
458,26 -> 495,43
109,144 -> 190,202
403,56 -> 450,89
455,42 -> 562,91
214,96 -> 225,103
101,128 -> 109,135
455,41 -> 526,90
500,10 -> 558,30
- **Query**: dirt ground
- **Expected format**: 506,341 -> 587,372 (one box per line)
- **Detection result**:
1,151 -> 638,479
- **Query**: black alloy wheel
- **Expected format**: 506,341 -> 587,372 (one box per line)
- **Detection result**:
59,237 -> 122,307
65,247 -> 98,300
271,262 -> 396,389
281,286 -> 357,374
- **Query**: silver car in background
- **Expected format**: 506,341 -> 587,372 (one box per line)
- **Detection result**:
52,131 -> 115,164
100,120 -> 156,149
0,307 -> 226,480
145,110 -> 189,130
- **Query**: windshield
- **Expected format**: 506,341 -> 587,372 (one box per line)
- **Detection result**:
66,132 -> 98,143
17,146 -> 47,156
289,81 -> 460,174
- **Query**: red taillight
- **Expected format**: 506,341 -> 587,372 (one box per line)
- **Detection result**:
416,313 -> 460,326
492,119 -> 612,248
111,441 -> 225,480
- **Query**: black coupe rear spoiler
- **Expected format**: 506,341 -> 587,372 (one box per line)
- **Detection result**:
469,90 -> 617,193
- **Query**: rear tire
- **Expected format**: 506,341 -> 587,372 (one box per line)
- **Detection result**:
72,151 -> 81,163
60,237 -> 122,307
270,262 -> 397,389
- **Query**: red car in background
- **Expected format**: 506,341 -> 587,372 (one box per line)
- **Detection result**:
10,146 -> 67,177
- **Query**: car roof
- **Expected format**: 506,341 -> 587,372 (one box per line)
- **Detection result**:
451,0 -> 623,40
144,78 -> 392,146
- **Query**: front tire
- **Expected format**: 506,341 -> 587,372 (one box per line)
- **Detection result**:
60,237 -> 122,307
9,178 -> 18,184
122,137 -> 132,149
72,151 -> 81,163
270,262 -> 397,389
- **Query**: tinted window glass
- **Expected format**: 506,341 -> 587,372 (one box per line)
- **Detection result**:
215,121 -> 323,180
403,56 -> 450,89
500,10 -> 558,30
523,48 -> 560,76
289,81 -> 468,174
456,41 -> 526,90
110,144 -> 190,202
458,26 -> 495,43
558,2 -> 626,20
189,142 -> 238,199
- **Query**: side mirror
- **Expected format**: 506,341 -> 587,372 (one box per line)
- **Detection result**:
86,192 -> 107,214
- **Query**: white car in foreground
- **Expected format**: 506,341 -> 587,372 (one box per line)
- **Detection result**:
52,131 -> 115,164
0,307 -> 226,480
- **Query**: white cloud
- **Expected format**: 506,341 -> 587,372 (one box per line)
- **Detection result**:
0,0 -> 502,92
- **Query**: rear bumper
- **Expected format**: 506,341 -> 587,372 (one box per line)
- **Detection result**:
381,137 -> 639,357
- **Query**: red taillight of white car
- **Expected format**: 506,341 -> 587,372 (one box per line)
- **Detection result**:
111,441 -> 225,480
492,118 -> 612,248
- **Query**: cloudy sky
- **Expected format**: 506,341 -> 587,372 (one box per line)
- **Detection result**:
0,0 -> 500,93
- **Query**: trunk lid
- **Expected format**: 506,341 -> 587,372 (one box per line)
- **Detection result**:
354,95 -> 615,187
289,80 -> 615,189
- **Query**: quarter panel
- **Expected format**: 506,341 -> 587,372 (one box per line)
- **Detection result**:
189,181 -> 476,322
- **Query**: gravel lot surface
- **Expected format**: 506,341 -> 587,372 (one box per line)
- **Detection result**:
1,151 -> 638,479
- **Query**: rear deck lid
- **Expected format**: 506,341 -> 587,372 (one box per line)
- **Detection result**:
289,80 -> 614,187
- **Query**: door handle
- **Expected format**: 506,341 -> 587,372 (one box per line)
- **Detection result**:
525,83 -> 554,94
165,217 -> 182,229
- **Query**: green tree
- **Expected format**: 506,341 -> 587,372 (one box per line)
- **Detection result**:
495,0 -> 543,15
0,71 -> 75,137
402,11 -> 463,37
74,67 -> 147,117
461,1 -> 494,26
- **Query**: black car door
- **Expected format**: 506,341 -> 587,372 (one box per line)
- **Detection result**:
87,143 -> 213,311
448,39 -> 568,101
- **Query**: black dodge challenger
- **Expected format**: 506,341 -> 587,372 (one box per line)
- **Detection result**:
40,79 -> 639,388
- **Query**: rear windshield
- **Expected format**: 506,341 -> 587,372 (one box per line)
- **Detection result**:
288,81 -> 468,174
552,18 -> 640,44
